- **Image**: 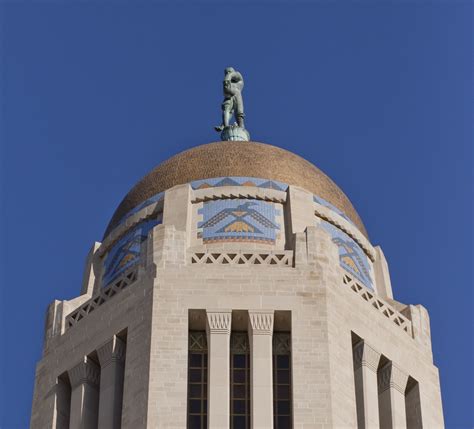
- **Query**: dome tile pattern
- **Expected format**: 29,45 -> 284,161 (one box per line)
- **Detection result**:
104,141 -> 367,238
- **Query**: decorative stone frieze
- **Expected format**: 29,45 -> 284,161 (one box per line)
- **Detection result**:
97,336 -> 126,369
206,310 -> 232,335
378,362 -> 409,394
248,310 -> 274,335
353,341 -> 381,372
68,357 -> 100,389
190,251 -> 293,267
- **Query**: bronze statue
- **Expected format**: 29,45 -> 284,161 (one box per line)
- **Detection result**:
215,67 -> 245,132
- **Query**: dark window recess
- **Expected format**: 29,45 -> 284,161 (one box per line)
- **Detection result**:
273,333 -> 292,429
188,331 -> 208,429
230,332 -> 251,429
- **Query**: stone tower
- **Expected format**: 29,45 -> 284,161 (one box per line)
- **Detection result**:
30,141 -> 444,428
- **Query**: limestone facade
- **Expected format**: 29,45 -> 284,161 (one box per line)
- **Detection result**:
30,145 -> 444,429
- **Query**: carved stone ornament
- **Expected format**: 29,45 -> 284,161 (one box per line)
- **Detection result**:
353,341 -> 381,372
206,310 -> 232,335
378,362 -> 409,394
97,335 -> 126,368
248,310 -> 274,335
68,356 -> 100,389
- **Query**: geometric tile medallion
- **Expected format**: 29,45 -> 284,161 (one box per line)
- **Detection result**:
103,218 -> 161,286
319,220 -> 373,289
198,199 -> 280,244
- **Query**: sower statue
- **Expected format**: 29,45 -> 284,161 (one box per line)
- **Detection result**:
215,67 -> 245,132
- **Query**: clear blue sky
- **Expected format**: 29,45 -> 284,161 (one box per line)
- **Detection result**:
1,1 -> 472,427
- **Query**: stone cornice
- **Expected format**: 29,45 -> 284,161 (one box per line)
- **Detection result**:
248,310 -> 274,336
97,336 -> 126,368
314,202 -> 375,262
192,186 -> 287,204
98,203 -> 163,257
378,362 -> 409,394
353,341 -> 381,372
206,310 -> 232,335
68,357 -> 100,389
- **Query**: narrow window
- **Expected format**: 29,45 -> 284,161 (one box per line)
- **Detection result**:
405,377 -> 422,429
188,331 -> 208,429
273,332 -> 292,428
230,332 -> 251,429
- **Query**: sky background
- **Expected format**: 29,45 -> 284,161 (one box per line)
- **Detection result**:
1,1 -> 472,427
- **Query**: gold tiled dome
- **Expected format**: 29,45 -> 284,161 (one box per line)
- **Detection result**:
104,141 -> 367,238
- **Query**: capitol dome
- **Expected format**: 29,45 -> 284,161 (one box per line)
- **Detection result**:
104,141 -> 367,238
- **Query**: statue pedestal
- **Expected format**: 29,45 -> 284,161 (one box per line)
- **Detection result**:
220,126 -> 250,142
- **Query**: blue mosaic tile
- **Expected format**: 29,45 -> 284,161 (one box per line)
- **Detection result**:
319,220 -> 373,289
313,195 -> 355,226
115,192 -> 164,230
103,218 -> 161,286
191,176 -> 288,192
198,199 -> 280,244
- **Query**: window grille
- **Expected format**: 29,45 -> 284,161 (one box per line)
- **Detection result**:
273,333 -> 292,428
188,331 -> 208,429
230,332 -> 251,429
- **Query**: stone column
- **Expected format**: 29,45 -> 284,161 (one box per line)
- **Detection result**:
248,310 -> 274,429
378,362 -> 409,429
68,357 -> 100,429
97,336 -> 126,429
353,341 -> 381,429
206,310 -> 232,429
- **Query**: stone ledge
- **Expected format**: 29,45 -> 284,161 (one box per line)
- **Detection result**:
314,202 -> 375,262
192,186 -> 286,204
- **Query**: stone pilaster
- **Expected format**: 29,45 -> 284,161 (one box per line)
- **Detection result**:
286,185 -> 316,235
53,377 -> 71,429
80,242 -> 102,296
162,183 -> 193,241
97,336 -> 126,429
148,224 -> 187,269
248,310 -> 274,429
353,341 -> 382,429
206,310 -> 232,429
68,357 -> 100,429
373,246 -> 393,299
378,362 -> 409,429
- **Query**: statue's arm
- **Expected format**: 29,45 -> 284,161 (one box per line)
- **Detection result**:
231,71 -> 243,84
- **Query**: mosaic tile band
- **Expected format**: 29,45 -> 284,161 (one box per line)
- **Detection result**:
103,218 -> 161,286
114,177 -> 353,232
319,220 -> 373,289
